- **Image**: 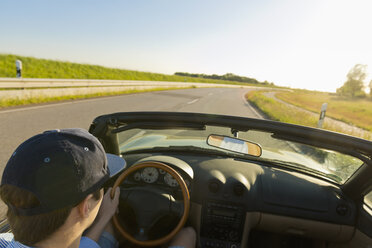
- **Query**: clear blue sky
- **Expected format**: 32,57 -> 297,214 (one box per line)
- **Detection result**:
1,0 -> 371,92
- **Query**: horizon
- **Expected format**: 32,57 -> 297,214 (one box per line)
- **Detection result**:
1,0 -> 372,92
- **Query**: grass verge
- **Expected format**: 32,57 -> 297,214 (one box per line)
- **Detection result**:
275,91 -> 372,132
246,91 -> 319,127
246,90 -> 371,140
0,87 -> 191,108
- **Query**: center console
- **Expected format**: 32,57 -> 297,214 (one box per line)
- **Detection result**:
200,201 -> 245,248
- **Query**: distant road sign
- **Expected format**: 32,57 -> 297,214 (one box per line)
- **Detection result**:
15,60 -> 22,78
317,103 -> 328,128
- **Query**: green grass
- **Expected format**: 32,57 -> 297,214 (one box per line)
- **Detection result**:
246,90 -> 371,140
0,54 -> 259,86
246,91 -> 319,127
0,87 -> 191,108
275,90 -> 372,132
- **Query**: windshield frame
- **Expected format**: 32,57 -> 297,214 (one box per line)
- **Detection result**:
89,112 -> 372,191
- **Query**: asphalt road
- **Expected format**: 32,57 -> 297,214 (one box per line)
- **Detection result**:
0,87 -> 260,218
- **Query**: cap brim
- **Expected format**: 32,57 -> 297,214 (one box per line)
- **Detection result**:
106,153 -> 126,177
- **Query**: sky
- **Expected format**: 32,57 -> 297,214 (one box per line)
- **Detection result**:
1,0 -> 372,92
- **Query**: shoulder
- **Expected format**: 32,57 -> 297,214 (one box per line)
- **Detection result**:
0,233 -> 30,248
0,233 -> 13,247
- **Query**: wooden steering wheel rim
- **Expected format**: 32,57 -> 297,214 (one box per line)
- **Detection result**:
110,161 -> 190,247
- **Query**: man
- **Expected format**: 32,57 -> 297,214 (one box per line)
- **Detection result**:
0,128 -> 195,248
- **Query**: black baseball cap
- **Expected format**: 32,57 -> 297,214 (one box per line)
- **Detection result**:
1,128 -> 126,216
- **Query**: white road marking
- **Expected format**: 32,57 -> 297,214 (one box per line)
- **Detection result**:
247,103 -> 263,119
240,92 -> 263,119
187,99 -> 199,105
0,94 -> 128,114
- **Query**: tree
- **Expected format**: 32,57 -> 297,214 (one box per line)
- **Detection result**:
337,64 -> 367,97
369,80 -> 372,97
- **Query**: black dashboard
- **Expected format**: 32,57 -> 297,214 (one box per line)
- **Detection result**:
117,152 -> 358,247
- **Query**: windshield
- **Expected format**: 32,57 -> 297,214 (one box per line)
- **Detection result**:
118,126 -> 363,184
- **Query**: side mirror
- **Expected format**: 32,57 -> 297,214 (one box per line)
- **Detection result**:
207,134 -> 262,157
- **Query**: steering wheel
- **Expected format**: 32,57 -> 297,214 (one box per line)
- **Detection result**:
110,161 -> 190,247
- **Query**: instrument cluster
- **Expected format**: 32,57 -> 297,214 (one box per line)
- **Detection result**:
130,167 -> 191,188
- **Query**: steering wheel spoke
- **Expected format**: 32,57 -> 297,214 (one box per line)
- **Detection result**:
170,200 -> 185,217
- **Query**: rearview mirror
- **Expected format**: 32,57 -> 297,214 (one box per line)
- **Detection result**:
207,134 -> 262,157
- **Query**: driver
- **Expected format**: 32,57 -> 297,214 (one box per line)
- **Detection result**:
0,128 -> 196,248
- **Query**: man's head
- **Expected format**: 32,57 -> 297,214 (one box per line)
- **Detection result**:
0,128 -> 126,245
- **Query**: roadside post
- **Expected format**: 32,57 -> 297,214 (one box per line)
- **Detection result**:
317,103 -> 328,128
15,60 -> 22,78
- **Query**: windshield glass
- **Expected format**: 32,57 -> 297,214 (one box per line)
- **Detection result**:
118,126 -> 363,184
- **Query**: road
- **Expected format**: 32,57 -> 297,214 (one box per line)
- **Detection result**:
0,87 -> 259,218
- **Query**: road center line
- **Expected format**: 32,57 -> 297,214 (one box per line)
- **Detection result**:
187,99 -> 199,105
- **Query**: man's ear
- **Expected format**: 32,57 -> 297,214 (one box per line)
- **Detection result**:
77,194 -> 93,218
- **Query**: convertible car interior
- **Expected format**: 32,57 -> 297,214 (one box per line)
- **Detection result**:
92,112 -> 372,247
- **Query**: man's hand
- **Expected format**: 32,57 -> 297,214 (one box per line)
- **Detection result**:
96,187 -> 120,224
84,187 -> 120,242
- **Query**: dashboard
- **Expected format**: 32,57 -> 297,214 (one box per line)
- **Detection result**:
116,152 -> 364,248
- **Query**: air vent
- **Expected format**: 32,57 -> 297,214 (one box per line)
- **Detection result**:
233,184 -> 245,196
208,181 -> 220,193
